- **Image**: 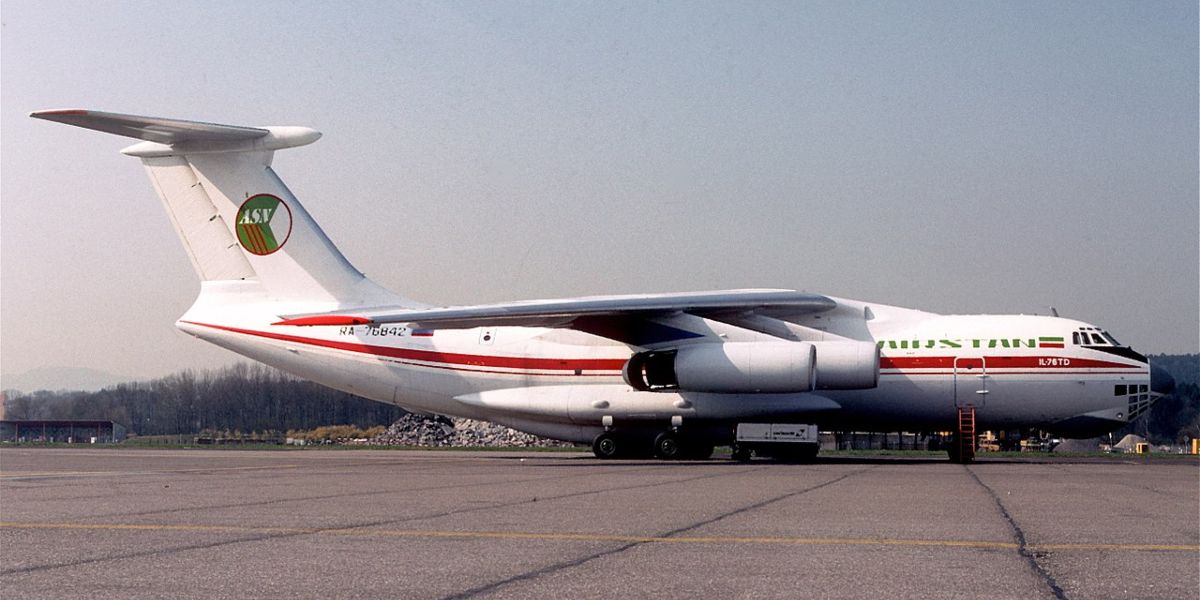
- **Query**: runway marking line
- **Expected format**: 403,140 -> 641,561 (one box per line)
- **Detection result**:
1,521 -> 1196,553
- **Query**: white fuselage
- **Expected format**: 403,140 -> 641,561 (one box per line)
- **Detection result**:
176,282 -> 1150,443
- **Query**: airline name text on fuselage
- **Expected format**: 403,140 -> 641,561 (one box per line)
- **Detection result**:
877,337 -> 1064,350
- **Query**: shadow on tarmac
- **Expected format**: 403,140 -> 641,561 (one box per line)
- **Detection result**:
491,452 -> 1198,467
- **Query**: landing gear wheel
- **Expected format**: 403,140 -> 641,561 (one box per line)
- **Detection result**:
730,443 -> 752,462
653,432 -> 682,460
592,432 -> 620,459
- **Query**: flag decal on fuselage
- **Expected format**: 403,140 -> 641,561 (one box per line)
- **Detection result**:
236,194 -> 293,255
1038,336 -> 1065,348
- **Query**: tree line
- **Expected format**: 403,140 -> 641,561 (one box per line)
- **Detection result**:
1131,381 -> 1199,444
1122,354 -> 1200,445
2,363 -> 405,435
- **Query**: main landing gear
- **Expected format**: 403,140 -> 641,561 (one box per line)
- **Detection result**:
591,431 -> 621,459
591,430 -> 714,460
652,431 -> 714,460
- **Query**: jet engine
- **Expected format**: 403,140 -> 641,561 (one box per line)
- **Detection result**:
623,341 -> 878,393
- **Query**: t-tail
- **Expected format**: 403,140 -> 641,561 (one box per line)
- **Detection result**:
30,110 -> 414,316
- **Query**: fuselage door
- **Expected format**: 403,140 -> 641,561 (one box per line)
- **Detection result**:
954,357 -> 989,408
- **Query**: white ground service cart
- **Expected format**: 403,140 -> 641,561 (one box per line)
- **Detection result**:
730,423 -> 820,462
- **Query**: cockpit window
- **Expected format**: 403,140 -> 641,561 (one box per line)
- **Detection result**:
1074,328 -> 1122,347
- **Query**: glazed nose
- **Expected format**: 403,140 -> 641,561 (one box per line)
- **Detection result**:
1150,363 -> 1175,396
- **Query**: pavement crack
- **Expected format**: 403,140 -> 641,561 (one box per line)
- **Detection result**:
350,463 -> 767,531
0,464 -> 757,578
651,466 -> 874,540
966,466 -> 1068,600
440,466 -> 872,600
0,527 -> 318,576
72,462 -> 671,521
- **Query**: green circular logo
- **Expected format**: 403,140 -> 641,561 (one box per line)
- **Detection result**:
235,194 -> 293,256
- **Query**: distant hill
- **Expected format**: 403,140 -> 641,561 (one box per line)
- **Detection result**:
1,366 -> 134,393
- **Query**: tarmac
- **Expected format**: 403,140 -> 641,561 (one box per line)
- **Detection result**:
1,447 -> 1196,599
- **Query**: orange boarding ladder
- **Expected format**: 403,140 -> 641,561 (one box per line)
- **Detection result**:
957,406 -> 977,463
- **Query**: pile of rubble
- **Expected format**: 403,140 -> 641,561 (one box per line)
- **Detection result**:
365,413 -> 576,448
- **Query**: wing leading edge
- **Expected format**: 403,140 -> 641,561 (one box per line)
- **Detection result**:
275,289 -> 837,331
30,109 -> 269,145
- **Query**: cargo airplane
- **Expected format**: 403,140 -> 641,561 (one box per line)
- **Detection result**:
31,109 -> 1175,462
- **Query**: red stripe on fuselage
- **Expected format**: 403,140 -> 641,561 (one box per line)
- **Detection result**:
881,371 -> 1144,377
183,321 -> 1143,378
881,355 -> 1140,370
985,356 -> 1137,369
181,321 -> 628,373
880,356 -> 956,369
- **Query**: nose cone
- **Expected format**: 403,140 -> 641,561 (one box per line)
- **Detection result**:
1150,363 -> 1176,396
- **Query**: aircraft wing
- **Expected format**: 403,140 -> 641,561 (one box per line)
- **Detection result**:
275,289 -> 836,331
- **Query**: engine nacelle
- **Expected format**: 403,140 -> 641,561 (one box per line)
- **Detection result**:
811,341 -> 880,390
623,341 -> 879,393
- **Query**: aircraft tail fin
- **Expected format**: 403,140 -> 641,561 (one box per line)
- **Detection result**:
31,109 -> 407,309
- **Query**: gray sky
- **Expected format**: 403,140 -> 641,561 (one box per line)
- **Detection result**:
2,0 -> 1197,382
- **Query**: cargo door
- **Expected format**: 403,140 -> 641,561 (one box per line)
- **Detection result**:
954,357 -> 989,408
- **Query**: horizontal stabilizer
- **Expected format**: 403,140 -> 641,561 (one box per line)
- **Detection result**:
276,289 -> 837,329
30,109 -> 268,145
